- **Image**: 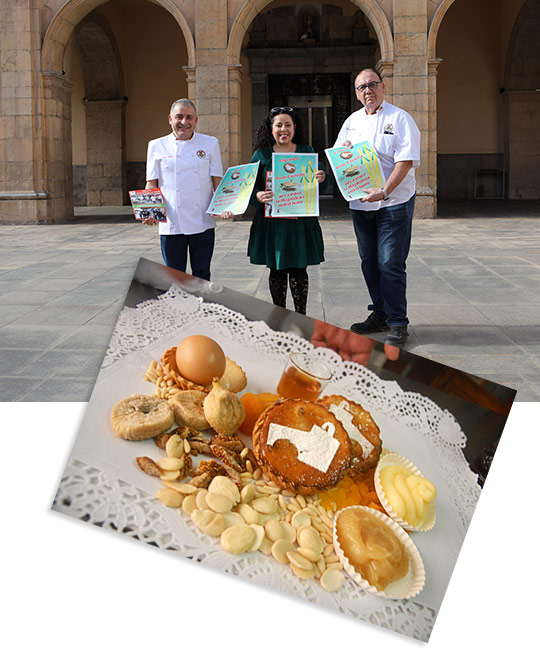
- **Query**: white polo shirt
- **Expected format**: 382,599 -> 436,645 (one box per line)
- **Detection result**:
334,101 -> 420,211
146,131 -> 224,235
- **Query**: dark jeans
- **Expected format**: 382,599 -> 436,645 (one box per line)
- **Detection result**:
351,195 -> 415,326
160,228 -> 215,281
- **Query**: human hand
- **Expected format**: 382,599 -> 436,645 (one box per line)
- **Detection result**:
256,190 -> 273,203
342,140 -> 352,147
311,320 -> 400,365
220,211 -> 234,220
315,170 -> 326,183
141,217 -> 158,226
360,187 -> 385,203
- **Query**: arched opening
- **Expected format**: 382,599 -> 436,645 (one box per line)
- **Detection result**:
434,0 -> 528,203
41,0 -> 194,217
228,0 -> 393,201
503,0 -> 540,199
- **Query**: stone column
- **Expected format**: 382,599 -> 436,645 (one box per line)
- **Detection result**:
84,99 -> 127,206
250,72 -> 269,149
393,0 -> 433,219
0,1 -> 53,223
504,91 -> 540,199
228,64 -> 244,165
41,70 -> 75,222
194,1 -> 230,167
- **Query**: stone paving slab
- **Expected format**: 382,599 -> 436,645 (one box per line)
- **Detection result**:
1,207 -> 539,401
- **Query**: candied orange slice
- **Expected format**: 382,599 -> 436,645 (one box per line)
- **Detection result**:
239,392 -> 280,436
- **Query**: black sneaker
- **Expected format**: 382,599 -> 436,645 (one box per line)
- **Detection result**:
385,325 -> 409,348
350,312 -> 389,334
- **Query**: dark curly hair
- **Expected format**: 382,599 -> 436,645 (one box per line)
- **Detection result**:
254,107 -> 306,150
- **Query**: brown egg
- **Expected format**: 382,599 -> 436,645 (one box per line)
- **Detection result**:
175,335 -> 226,386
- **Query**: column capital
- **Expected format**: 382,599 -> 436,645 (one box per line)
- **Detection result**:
228,64 -> 245,83
182,65 -> 197,85
42,70 -> 74,90
428,58 -> 443,76
376,60 -> 394,79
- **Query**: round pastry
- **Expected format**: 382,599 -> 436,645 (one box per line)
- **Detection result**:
168,390 -> 210,431
319,395 -> 382,474
111,394 -> 174,440
252,399 -> 353,494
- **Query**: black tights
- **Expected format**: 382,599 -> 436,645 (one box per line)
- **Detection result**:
268,267 -> 309,315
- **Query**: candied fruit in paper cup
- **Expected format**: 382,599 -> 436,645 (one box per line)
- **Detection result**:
374,452 -> 437,532
333,505 -> 425,600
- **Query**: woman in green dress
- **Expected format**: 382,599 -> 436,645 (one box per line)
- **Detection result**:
248,107 -> 327,315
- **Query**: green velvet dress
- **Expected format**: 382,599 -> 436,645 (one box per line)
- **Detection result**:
247,145 -> 326,270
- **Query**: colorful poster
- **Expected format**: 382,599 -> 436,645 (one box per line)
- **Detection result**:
271,152 -> 319,217
129,188 -> 167,222
207,162 -> 259,215
325,141 -> 386,201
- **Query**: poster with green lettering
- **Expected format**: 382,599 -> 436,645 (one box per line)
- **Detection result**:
207,162 -> 259,215
271,153 -> 319,217
325,141 -> 385,201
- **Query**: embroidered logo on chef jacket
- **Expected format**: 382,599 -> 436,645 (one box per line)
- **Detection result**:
196,150 -> 206,158
383,123 -> 394,134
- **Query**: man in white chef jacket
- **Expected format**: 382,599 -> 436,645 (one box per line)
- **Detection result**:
145,99 -> 225,280
335,69 -> 420,348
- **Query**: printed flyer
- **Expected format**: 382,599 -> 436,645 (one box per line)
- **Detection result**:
325,141 -> 385,201
129,188 -> 167,222
207,162 -> 259,215
271,152 -> 319,217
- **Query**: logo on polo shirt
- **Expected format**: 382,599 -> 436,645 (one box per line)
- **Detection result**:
383,123 -> 394,134
196,150 -> 206,158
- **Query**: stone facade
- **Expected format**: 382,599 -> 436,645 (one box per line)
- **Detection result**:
0,0 -> 536,223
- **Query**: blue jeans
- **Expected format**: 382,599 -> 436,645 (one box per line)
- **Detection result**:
160,229 -> 215,281
351,195 -> 415,326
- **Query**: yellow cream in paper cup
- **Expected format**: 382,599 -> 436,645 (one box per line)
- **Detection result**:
374,452 -> 437,532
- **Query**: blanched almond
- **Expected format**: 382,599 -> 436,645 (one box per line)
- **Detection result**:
208,475 -> 241,504
220,524 -> 256,554
155,488 -> 183,508
206,492 -> 234,514
191,509 -> 226,537
320,568 -> 344,592
157,456 -> 184,471
271,539 -> 295,564
251,497 -> 278,515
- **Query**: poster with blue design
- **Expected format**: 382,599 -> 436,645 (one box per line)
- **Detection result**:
207,162 -> 259,215
271,152 -> 319,217
325,141 -> 386,201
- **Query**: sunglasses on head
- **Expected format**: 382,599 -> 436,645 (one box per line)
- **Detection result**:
269,106 -> 294,116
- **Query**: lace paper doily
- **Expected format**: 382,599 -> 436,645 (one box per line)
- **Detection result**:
54,285 -> 480,642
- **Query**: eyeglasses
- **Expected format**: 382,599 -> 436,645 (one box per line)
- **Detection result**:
355,81 -> 383,92
269,106 -> 294,116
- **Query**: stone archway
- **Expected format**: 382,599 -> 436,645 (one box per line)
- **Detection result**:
226,0 -> 394,170
40,0 -> 195,221
503,0 -> 540,199
75,10 -> 126,205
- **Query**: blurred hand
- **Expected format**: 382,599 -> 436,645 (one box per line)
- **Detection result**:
141,217 -> 158,226
360,187 -> 385,203
315,170 -> 326,183
220,211 -> 234,220
311,320 -> 400,365
256,191 -> 273,203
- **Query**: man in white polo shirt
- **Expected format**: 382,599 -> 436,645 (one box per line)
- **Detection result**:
145,98 -> 225,280
335,69 -> 420,348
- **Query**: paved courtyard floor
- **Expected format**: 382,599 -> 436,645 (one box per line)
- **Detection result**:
1,201 -> 539,401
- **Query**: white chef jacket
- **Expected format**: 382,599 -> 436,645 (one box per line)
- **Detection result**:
146,132 -> 224,235
334,101 -> 420,211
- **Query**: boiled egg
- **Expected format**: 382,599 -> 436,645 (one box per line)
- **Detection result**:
175,335 -> 226,386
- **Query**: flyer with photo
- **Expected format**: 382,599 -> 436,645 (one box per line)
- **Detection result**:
325,141 -> 386,201
129,188 -> 167,222
207,162 -> 259,216
271,152 -> 319,217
